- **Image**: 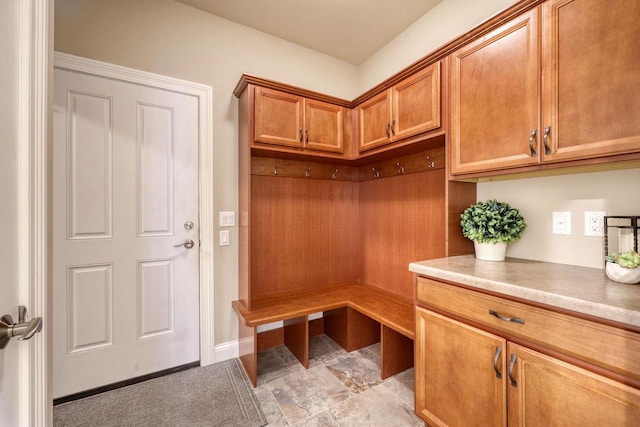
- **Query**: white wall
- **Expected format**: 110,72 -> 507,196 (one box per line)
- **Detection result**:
54,0 -> 360,346
359,0 -> 517,91
478,169 -> 640,269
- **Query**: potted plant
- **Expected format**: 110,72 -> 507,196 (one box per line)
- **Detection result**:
605,250 -> 640,284
460,199 -> 527,261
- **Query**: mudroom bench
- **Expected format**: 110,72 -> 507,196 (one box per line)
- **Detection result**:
232,282 -> 415,387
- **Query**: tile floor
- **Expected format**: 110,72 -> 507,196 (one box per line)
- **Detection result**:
253,334 -> 424,426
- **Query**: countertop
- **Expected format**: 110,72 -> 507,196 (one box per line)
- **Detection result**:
409,255 -> 640,328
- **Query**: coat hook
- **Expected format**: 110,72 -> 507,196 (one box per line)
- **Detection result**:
332,169 -> 339,180
372,167 -> 380,179
305,167 -> 311,177
274,163 -> 279,176
396,162 -> 405,174
426,155 -> 435,168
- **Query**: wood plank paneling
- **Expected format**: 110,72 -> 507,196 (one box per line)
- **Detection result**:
251,176 -> 360,298
359,169 -> 446,299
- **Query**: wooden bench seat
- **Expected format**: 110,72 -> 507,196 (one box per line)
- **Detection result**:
232,282 -> 415,386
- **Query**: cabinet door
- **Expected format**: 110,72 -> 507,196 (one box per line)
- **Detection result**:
415,307 -> 507,427
358,89 -> 392,152
450,9 -> 540,175
507,343 -> 640,426
254,87 -> 303,148
541,0 -> 640,163
304,99 -> 344,153
392,62 -> 441,141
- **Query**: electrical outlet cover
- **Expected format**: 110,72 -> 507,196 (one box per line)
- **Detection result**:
584,211 -> 606,237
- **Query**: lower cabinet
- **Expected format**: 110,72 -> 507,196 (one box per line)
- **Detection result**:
415,306 -> 640,426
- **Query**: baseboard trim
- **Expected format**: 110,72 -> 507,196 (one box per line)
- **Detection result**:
53,361 -> 200,406
213,340 -> 239,362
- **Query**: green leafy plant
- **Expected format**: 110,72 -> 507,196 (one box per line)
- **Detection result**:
460,199 -> 527,244
605,250 -> 640,269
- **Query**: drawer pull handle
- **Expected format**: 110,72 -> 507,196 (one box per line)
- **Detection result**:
493,346 -> 502,379
509,354 -> 518,387
489,309 -> 525,325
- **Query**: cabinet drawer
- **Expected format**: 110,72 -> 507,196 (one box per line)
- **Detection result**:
416,277 -> 640,382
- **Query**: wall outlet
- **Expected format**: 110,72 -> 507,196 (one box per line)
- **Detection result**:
552,211 -> 571,235
584,211 -> 606,237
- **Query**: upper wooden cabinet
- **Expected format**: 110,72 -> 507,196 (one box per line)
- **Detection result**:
541,0 -> 640,163
451,0 -> 640,176
254,86 -> 344,154
358,62 -> 441,152
450,9 -> 540,174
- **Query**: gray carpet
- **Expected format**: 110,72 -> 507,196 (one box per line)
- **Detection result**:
53,359 -> 267,427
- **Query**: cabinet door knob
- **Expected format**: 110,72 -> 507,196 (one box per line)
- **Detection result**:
493,346 -> 503,379
529,129 -> 537,157
543,126 -> 552,155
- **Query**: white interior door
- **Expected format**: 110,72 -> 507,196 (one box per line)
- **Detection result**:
53,68 -> 200,399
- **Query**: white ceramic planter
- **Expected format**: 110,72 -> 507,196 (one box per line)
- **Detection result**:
474,241 -> 507,261
605,262 -> 640,284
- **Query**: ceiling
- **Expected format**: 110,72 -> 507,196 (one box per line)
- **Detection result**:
176,0 -> 443,65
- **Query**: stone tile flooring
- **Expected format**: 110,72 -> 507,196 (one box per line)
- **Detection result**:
253,335 -> 424,426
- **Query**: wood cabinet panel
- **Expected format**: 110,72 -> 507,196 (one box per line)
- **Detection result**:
358,90 -> 392,152
415,307 -> 506,427
304,99 -> 344,153
392,63 -> 441,141
254,87 -> 303,148
542,0 -> 640,162
508,343 -> 640,426
450,8 -> 540,174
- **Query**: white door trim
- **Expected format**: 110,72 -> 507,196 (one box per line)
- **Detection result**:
18,1 -> 50,425
53,52 -> 216,367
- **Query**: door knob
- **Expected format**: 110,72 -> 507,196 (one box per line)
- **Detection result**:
173,239 -> 195,249
0,306 -> 43,349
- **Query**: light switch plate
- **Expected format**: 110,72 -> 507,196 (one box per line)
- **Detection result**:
552,211 -> 571,235
219,230 -> 230,246
219,211 -> 235,227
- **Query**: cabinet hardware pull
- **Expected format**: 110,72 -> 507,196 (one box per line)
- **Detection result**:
299,128 -> 303,142
372,167 -> 381,179
385,122 -> 391,138
396,162 -> 405,174
489,309 -> 525,325
529,129 -> 537,157
543,126 -> 552,155
391,119 -> 396,136
493,346 -> 502,379
509,354 -> 518,387
305,167 -> 311,177
274,163 -> 279,176
332,169 -> 339,180
305,128 -> 309,143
